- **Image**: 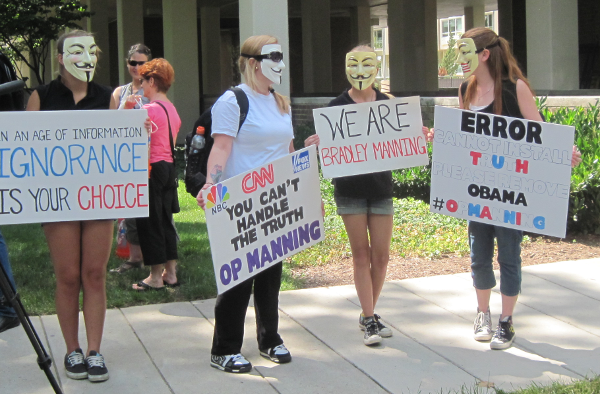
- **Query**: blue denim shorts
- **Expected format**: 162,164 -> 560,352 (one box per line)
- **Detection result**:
334,195 -> 394,215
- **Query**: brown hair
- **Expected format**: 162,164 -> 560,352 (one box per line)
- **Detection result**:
461,27 -> 534,115
139,58 -> 174,93
57,30 -> 96,55
350,44 -> 375,53
239,35 -> 290,114
127,43 -> 152,61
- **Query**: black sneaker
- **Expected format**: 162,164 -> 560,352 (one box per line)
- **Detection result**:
85,351 -> 109,382
359,314 -> 393,338
260,344 -> 292,364
64,348 -> 87,380
210,353 -> 252,373
362,316 -> 382,346
0,315 -> 20,334
490,316 -> 515,350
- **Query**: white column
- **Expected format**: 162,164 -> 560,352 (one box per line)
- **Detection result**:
239,0 -> 290,96
200,7 -> 222,96
301,0 -> 332,93
388,0 -> 438,92
526,0 -> 579,90
350,5 -> 372,48
465,3 -> 486,31
162,0 -> 200,140
88,0 -> 110,86
116,0 -> 144,86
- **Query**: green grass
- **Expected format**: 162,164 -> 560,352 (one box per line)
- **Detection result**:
494,376 -> 600,394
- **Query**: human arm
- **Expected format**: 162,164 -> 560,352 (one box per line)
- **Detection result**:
25,90 -> 40,111
196,134 -> 234,210
289,140 -> 295,153
111,86 -> 122,109
304,134 -> 320,147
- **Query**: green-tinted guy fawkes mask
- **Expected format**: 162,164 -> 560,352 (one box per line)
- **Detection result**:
63,36 -> 97,82
345,51 -> 377,90
455,38 -> 479,78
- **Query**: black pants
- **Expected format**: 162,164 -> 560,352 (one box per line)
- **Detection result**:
211,262 -> 283,355
137,161 -> 178,266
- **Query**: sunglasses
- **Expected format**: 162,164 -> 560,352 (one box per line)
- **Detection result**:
241,51 -> 284,63
128,60 -> 146,67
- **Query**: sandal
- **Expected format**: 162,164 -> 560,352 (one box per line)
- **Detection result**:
132,281 -> 165,291
164,281 -> 181,288
110,261 -> 143,274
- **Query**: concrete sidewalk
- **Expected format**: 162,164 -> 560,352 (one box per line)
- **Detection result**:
1,259 -> 599,394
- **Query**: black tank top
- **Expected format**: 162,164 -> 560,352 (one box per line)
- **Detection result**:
460,79 -> 523,118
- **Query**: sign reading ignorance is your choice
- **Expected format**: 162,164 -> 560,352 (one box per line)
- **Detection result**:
312,96 -> 429,178
204,146 -> 324,294
0,110 -> 149,224
430,106 -> 574,238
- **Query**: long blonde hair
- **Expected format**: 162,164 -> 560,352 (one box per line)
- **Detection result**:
239,35 -> 290,114
461,27 -> 533,115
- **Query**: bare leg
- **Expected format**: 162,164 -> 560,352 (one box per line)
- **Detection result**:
501,293 -> 518,319
342,214 -> 374,316
80,220 -> 113,354
161,260 -> 178,285
476,288 -> 492,312
367,214 -> 393,310
127,243 -> 143,263
44,222 -> 83,353
132,264 -> 165,289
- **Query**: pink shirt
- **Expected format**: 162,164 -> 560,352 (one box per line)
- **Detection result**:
144,100 -> 181,163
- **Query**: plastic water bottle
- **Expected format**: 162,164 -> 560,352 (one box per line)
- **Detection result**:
115,219 -> 130,259
190,126 -> 206,154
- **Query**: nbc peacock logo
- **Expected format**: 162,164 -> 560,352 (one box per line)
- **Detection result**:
206,184 -> 230,214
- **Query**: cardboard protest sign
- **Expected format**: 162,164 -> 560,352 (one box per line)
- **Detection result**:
0,109 -> 149,225
312,96 -> 429,178
204,146 -> 324,294
430,106 -> 574,238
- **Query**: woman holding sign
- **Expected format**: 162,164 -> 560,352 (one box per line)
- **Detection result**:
306,45 -> 412,347
197,35 -> 293,373
26,30 -> 115,382
457,27 -> 581,350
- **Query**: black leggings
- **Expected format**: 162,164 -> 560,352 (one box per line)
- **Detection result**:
211,262 -> 283,355
136,161 -> 178,266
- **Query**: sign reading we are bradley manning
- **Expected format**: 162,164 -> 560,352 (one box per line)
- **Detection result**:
204,146 -> 324,294
312,96 -> 429,178
430,106 -> 574,238
0,110 -> 149,225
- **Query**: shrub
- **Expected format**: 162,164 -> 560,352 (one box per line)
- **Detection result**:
539,98 -> 600,234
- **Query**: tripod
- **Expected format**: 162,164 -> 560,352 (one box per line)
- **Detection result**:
0,262 -> 63,394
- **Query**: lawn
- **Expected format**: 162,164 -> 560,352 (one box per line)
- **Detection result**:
3,178 -> 473,316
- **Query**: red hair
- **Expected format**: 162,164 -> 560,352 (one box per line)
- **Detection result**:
139,58 -> 175,92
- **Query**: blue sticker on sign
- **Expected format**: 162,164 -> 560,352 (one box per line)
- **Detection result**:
292,151 -> 310,173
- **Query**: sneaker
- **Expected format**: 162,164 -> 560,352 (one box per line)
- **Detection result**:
260,344 -> 292,364
362,316 -> 382,346
359,314 -> 393,338
64,348 -> 87,380
473,309 -> 493,341
85,351 -> 109,382
490,316 -> 515,350
210,353 -> 252,373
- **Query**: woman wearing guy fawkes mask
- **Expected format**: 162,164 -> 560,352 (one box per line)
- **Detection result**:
305,46 -> 431,347
26,30 -> 115,382
197,35 -> 293,373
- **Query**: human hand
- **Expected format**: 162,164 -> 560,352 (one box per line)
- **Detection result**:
124,94 -> 142,109
304,134 -> 320,147
422,126 -> 434,142
196,182 -> 213,210
144,117 -> 153,134
571,145 -> 582,167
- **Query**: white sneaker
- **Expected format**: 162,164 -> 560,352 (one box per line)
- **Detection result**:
362,316 -> 382,346
260,344 -> 292,363
210,353 -> 252,373
474,309 -> 492,341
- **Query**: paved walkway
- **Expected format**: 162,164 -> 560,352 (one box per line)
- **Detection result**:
2,259 -> 599,394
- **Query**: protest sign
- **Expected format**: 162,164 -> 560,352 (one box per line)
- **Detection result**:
204,146 -> 324,294
312,96 -> 429,178
430,106 -> 574,238
0,109 -> 149,225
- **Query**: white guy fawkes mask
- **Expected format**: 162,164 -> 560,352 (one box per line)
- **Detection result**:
345,51 -> 378,90
62,36 -> 97,82
259,44 -> 285,85
455,38 -> 479,78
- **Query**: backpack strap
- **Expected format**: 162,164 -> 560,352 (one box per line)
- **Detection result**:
154,101 -> 176,164
230,87 -> 249,131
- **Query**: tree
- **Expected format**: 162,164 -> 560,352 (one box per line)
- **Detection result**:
0,0 -> 93,86
438,33 -> 459,77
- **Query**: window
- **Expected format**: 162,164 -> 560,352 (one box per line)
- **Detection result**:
441,16 -> 463,38
485,13 -> 493,29
373,29 -> 383,50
